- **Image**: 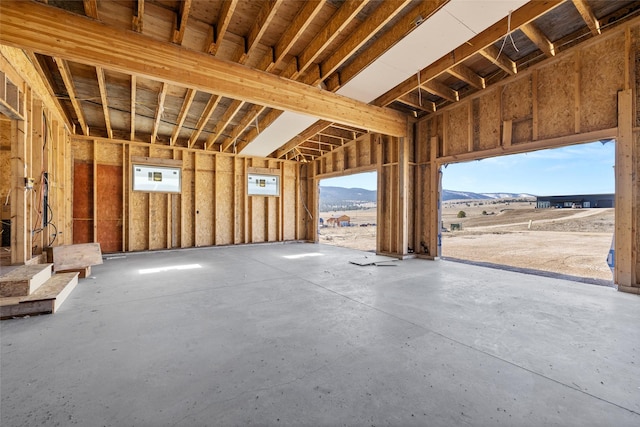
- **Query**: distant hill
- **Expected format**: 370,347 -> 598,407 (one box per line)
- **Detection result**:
442,190 -> 536,201
319,186 -> 535,210
320,186 -> 376,211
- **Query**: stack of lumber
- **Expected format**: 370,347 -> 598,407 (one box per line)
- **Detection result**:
0,264 -> 78,319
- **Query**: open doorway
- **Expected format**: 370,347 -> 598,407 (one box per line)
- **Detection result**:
318,172 -> 377,252
440,141 -> 615,284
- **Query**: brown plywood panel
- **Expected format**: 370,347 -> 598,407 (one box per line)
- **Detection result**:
538,56 -> 575,139
72,161 -> 93,244
502,75 -> 532,122
580,35 -> 625,132
96,164 -> 122,253
477,90 -> 501,151
446,105 -> 469,156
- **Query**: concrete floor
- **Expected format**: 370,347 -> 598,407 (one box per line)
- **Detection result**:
1,243 -> 638,426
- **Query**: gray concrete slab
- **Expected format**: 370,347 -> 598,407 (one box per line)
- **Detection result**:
1,243 -> 639,426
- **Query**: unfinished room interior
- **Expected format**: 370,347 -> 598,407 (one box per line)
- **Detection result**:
1,0 -> 639,425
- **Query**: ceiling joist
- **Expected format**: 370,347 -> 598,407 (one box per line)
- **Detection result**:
0,1 -> 407,138
55,57 -> 88,136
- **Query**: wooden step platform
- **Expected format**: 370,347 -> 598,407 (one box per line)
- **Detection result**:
0,272 -> 79,319
0,264 -> 53,297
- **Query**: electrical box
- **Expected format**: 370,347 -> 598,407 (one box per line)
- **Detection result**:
247,174 -> 279,196
132,165 -> 181,193
24,177 -> 34,189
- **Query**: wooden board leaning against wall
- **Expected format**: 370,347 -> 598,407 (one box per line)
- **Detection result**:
70,137 -> 308,253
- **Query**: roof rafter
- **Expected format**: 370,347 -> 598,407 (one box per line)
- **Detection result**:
521,22 -> 555,57
83,0 -> 98,19
208,0 -> 238,55
374,0 -> 563,107
55,57 -> 88,135
188,95 -> 221,148
95,66 -> 113,139
172,0 -> 192,45
170,89 -> 196,146
151,83 -> 168,143
572,0 -> 600,36
221,104 -> 266,152
132,0 -> 144,32
0,0 -> 407,137
275,120 -> 333,158
447,64 -> 486,90
304,0 -> 412,86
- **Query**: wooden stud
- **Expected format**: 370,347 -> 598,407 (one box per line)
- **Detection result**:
502,120 -> 513,148
615,89 -> 634,287
130,75 -> 136,141
532,70 -> 539,141
92,139 -> 97,243
574,51 -> 581,134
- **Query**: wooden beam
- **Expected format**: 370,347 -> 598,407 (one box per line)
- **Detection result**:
132,0 -> 144,32
0,1 -> 407,137
241,0 -> 284,63
188,94 -> 221,148
95,66 -> 113,139
479,45 -> 518,76
55,58 -> 88,135
281,0 -> 369,80
306,0 -> 412,86
521,22 -> 555,57
151,83 -> 168,143
170,88 -> 196,145
272,0 -> 324,70
572,0 -> 600,36
374,1 -> 561,106
447,64 -> 486,90
172,0 -> 192,45
83,0 -> 98,19
208,0 -> 238,56
275,120 -> 332,158
327,0 -> 448,91
130,75 -> 136,141
422,81 -> 459,103
615,89 -> 634,287
206,100 -> 244,150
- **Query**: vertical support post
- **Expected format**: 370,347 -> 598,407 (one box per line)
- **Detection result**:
10,99 -> 28,263
398,127 -> 410,257
93,139 -> 98,243
376,136 -> 383,253
615,89 -> 636,291
428,136 -> 440,259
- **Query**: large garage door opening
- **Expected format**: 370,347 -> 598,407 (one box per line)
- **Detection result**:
318,172 -> 377,252
440,141 -> 615,285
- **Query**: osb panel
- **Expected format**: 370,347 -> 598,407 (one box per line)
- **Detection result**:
502,75 -> 532,121
149,146 -> 174,160
72,139 -> 93,162
537,56 -> 575,139
96,164 -> 122,252
183,151 -> 195,169
195,169 -> 213,246
148,192 -> 167,250
346,144 -> 357,169
72,161 -> 93,244
580,35 -> 625,132
181,168 -> 194,248
197,154 -> 215,171
478,89 -> 501,151
267,196 -> 277,242
96,141 -> 122,165
0,120 -> 10,200
283,164 -> 296,241
512,120 -> 533,144
129,192 -> 149,251
357,137 -> 372,166
333,149 -> 345,172
251,196 -> 266,243
215,170 -> 234,245
130,145 -> 149,157
446,105 -> 469,156
216,155 -> 234,173
414,120 -> 429,163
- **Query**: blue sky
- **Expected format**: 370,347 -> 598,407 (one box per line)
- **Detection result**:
320,141 -> 616,195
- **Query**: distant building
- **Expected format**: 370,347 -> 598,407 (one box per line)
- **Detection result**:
536,194 -> 614,209
326,215 -> 350,227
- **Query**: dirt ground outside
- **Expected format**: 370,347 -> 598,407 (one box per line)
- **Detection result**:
320,199 -> 615,283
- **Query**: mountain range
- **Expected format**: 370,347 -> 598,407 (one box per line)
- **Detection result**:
319,186 -> 535,210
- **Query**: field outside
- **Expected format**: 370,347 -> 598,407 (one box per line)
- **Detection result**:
319,198 -> 615,282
